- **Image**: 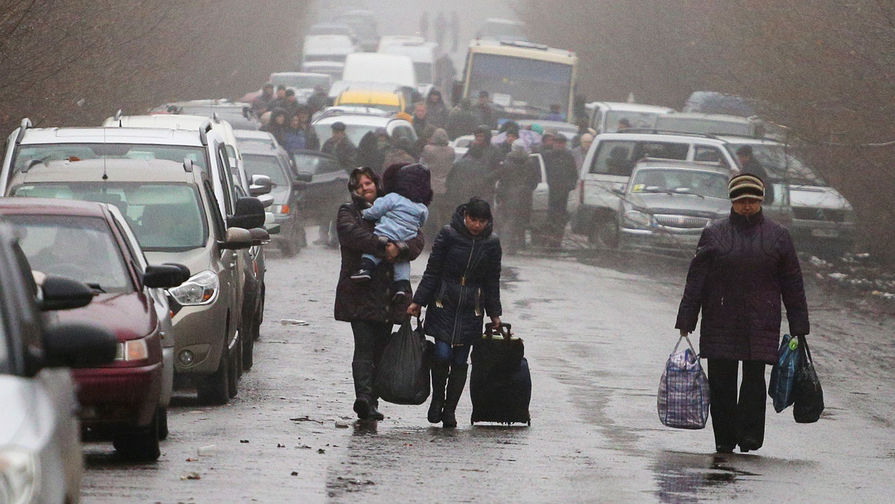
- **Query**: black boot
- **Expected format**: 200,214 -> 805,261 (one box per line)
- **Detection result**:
352,361 -> 374,420
391,280 -> 412,303
441,363 -> 468,428
350,258 -> 376,283
428,361 -> 450,423
368,398 -> 385,421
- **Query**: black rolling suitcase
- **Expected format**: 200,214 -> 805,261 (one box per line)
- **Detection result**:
470,323 -> 531,425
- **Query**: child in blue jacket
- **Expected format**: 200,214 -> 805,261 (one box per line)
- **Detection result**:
351,163 -> 433,301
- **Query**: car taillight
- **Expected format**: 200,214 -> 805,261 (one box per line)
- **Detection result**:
280,204 -> 290,214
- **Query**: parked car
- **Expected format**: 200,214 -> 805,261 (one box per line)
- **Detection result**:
308,22 -> 357,43
241,141 -> 305,256
718,136 -> 856,255
652,112 -> 766,138
0,198 -> 188,460
301,34 -> 354,66
682,91 -> 759,117
612,160 -> 731,253
571,131 -> 791,245
300,61 -> 344,82
0,222 -> 117,504
334,88 -> 406,114
234,129 -> 279,151
585,101 -> 674,134
6,158 -> 264,405
149,100 -> 261,131
333,9 -> 379,51
291,150 -> 349,230
311,113 -> 417,147
341,53 -> 417,89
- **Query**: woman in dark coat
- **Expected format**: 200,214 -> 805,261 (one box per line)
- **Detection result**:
335,167 -> 425,420
676,174 -> 809,454
408,198 -> 502,428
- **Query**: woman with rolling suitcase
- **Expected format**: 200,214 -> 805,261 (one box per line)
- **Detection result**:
408,198 -> 502,428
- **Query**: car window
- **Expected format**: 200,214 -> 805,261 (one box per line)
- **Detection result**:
243,154 -> 290,186
214,144 -> 235,215
203,180 -> 226,239
590,140 -> 689,176
7,215 -> 134,293
630,168 -> 729,199
604,111 -> 660,132
10,182 -> 208,252
292,153 -> 341,175
12,143 -> 207,172
694,146 -> 723,163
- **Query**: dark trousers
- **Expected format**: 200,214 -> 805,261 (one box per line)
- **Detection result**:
350,321 -> 391,401
546,190 -> 571,247
707,359 -> 767,449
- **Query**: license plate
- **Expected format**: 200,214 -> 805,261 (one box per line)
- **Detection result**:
811,228 -> 839,238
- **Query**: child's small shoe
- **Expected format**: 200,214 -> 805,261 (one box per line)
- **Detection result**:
391,280 -> 411,303
351,259 -> 375,283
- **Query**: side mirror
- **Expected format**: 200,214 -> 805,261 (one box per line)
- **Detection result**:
227,197 -> 265,229
40,276 -> 95,311
249,174 -> 273,196
294,172 -> 313,183
249,228 -> 271,246
42,322 -> 117,368
143,264 -> 191,289
220,227 -> 253,250
257,193 -> 274,209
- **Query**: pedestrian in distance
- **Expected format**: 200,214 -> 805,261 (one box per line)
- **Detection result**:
251,83 -> 275,117
496,140 -> 540,254
542,134 -> 577,248
261,108 -> 288,147
408,198 -> 502,428
335,167 -> 426,421
351,163 -> 432,304
425,89 -> 449,129
307,85 -> 329,114
381,136 -> 418,176
281,114 -> 307,154
420,128 -> 455,233
475,91 -> 496,129
322,121 -> 359,173
269,85 -> 288,110
412,101 -> 436,152
675,173 -> 809,454
446,98 -> 479,140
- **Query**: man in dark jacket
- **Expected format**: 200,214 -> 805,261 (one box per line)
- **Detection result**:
446,98 -> 480,140
323,122 -> 358,172
335,167 -> 425,420
307,85 -> 329,114
251,83 -> 275,117
542,135 -> 578,247
676,174 -> 809,454
445,126 -> 502,208
408,198 -> 502,428
736,145 -> 774,204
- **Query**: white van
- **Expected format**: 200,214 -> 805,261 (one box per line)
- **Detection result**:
302,35 -> 354,65
341,53 -> 416,88
379,39 -> 440,90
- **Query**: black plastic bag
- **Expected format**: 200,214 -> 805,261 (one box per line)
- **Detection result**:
792,335 -> 824,423
375,319 -> 433,405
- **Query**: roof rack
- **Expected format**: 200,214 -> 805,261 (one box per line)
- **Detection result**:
113,109 -> 123,127
183,158 -> 194,173
637,157 -> 724,167
617,128 -> 718,139
15,118 -> 32,146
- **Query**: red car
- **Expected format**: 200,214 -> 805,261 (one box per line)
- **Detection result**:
0,198 -> 187,461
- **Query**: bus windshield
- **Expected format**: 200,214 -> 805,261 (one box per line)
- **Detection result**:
468,53 -> 572,116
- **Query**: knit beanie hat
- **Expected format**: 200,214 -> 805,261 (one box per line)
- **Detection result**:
728,173 -> 765,202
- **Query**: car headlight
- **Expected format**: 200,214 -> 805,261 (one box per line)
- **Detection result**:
623,210 -> 653,229
0,447 -> 39,504
168,270 -> 219,306
115,338 -> 149,361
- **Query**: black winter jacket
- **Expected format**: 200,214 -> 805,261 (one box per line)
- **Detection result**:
414,204 -> 502,345
675,210 -> 809,363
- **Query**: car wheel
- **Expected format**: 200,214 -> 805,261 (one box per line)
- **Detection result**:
227,341 -> 240,399
158,407 -> 169,441
196,347 -> 229,405
113,409 -> 161,462
595,221 -> 619,249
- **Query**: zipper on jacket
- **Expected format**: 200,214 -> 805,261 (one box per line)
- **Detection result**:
451,238 -> 477,345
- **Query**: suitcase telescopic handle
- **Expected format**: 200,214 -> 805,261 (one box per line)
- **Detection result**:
484,322 -> 512,339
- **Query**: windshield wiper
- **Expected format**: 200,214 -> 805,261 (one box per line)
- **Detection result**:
87,283 -> 106,293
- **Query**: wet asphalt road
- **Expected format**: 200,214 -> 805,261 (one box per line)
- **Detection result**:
80,235 -> 895,503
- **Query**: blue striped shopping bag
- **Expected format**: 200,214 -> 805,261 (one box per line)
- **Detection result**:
658,335 -> 710,429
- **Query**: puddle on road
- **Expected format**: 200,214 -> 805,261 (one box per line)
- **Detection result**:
650,450 -> 814,503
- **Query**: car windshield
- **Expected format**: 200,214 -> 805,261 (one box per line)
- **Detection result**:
270,74 -> 330,90
468,54 -> 572,114
6,214 -> 133,293
10,183 -> 208,251
292,152 -> 341,176
630,168 -> 729,199
13,143 -> 207,173
604,111 -> 661,132
313,122 -> 417,146
724,143 -> 825,185
654,116 -> 753,136
413,63 -> 433,84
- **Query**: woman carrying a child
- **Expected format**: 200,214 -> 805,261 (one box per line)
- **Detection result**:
335,165 -> 427,421
408,198 -> 502,428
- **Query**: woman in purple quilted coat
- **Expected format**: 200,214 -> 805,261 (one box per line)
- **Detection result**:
675,174 -> 809,454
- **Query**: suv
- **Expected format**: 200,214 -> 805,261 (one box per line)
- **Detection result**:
585,102 -> 674,134
7,158 -> 263,405
0,222 -> 116,503
652,112 -> 766,138
572,131 -> 791,244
